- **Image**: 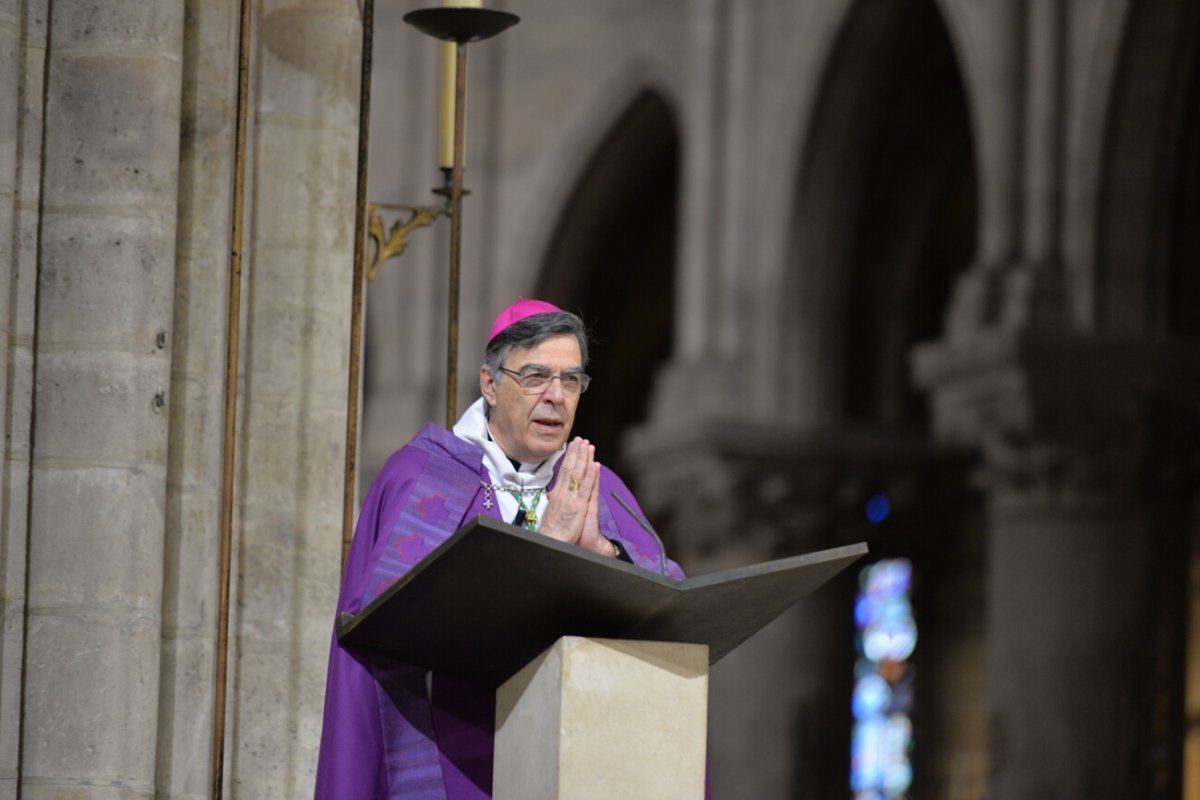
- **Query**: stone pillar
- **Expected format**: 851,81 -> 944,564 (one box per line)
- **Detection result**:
229,1 -> 360,795
23,1 -> 184,797
674,0 -> 724,365
155,0 -> 240,796
915,331 -> 1199,798
934,0 -> 1030,340
981,438 -> 1194,798
984,475 -> 1151,796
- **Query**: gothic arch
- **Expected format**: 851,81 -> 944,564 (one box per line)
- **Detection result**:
536,90 -> 681,488
499,60 -> 683,293
783,3 -> 985,793
786,0 -> 978,429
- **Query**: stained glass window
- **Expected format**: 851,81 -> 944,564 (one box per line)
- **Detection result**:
851,558 -> 916,799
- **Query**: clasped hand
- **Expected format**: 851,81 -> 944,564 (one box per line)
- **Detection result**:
538,437 -> 614,556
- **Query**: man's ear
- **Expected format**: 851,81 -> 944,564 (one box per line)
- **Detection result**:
480,366 -> 497,407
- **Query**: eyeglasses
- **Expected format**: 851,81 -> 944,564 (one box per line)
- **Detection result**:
498,366 -> 591,395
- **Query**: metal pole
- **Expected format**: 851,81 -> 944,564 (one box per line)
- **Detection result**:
445,43 -> 467,428
211,0 -> 254,793
342,0 -> 376,570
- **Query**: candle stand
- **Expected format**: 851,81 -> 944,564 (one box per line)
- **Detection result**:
342,5 -> 520,566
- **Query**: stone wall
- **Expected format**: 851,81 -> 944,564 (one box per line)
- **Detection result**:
0,1 -> 38,796
1,0 -> 361,796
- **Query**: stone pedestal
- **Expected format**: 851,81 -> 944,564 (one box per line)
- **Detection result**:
494,637 -> 709,800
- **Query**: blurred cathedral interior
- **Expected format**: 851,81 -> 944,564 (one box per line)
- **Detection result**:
1,0 -> 1198,797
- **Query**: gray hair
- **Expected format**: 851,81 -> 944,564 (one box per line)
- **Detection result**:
482,310 -> 590,377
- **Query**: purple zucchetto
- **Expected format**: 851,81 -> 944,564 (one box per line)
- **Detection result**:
487,298 -> 562,343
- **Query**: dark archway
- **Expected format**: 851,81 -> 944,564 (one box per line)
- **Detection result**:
1164,15 -> 1200,340
831,3 -> 977,431
537,91 -> 679,490
793,1 -> 983,796
1098,0 -> 1200,336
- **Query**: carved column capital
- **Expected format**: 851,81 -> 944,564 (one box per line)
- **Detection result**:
914,329 -> 1200,502
623,419 -> 959,562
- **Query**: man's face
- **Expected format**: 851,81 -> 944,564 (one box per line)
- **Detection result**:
481,334 -> 583,464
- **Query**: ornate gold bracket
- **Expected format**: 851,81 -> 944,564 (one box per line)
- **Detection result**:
366,201 -> 449,281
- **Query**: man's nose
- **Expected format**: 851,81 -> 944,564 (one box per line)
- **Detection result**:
541,376 -> 566,402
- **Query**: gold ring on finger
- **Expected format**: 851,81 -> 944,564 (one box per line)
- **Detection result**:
567,478 -> 581,492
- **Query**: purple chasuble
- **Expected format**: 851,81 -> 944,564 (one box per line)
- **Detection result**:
314,423 -> 685,799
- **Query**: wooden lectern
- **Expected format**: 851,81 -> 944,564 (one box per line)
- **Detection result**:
337,516 -> 867,799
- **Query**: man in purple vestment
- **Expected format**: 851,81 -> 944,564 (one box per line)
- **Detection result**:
315,300 -> 686,799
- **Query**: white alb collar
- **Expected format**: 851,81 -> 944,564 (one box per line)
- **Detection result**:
452,398 -> 563,526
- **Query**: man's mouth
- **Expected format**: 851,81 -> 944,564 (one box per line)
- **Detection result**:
532,417 -> 564,434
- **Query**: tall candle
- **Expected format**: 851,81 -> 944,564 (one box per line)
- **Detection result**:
439,42 -> 456,168
438,0 -> 482,167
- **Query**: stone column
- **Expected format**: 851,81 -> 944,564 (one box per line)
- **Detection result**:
915,332 -> 1199,798
985,475 -> 1151,796
674,0 -> 724,365
642,2 -> 766,428
23,1 -> 184,797
155,0 -> 240,796
229,1 -> 360,795
982,438 -> 1194,798
935,0 -> 1028,338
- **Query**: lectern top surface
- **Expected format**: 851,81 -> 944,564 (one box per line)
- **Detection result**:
337,516 -> 867,687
